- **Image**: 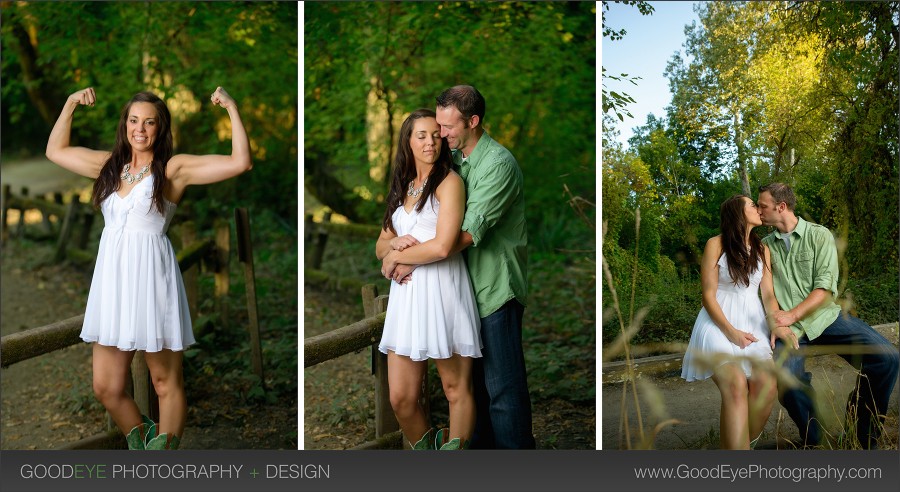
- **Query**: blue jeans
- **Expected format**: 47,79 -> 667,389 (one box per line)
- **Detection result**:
470,299 -> 536,449
775,314 -> 899,449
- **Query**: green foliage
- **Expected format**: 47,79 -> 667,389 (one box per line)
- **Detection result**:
305,1 -> 596,254
601,241 -> 699,347
844,274 -> 900,326
602,1 -> 655,122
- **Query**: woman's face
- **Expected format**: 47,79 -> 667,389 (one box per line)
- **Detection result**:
408,117 -> 442,166
126,102 -> 159,155
744,197 -> 762,227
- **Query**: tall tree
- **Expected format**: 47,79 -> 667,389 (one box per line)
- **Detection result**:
788,1 -> 900,276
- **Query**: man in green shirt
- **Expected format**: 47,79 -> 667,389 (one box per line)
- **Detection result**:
758,183 -> 898,449
436,85 -> 534,449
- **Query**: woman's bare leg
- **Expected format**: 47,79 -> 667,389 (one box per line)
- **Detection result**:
748,365 -> 777,444
712,363 -> 750,449
144,350 -> 186,438
434,354 -> 475,442
92,344 -> 140,434
387,352 -> 429,445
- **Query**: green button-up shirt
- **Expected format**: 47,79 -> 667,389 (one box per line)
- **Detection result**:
762,217 -> 841,340
454,132 -> 528,318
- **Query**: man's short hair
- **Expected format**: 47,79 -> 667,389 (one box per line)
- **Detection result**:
436,85 -> 485,127
759,182 -> 797,211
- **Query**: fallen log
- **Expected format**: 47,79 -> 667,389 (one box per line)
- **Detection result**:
603,322 -> 898,384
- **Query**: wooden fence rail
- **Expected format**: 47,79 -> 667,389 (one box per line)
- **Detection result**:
303,312 -> 386,368
304,213 -> 381,270
2,184 -> 95,263
602,322 -> 900,384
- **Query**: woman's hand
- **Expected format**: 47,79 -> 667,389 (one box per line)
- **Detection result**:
391,235 -> 420,251
210,87 -> 236,109
381,250 -> 399,280
68,88 -> 96,107
726,328 -> 758,349
393,264 -> 417,284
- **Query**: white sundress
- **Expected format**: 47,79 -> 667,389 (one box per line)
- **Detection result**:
681,253 -> 772,381
378,196 -> 482,361
80,174 -> 194,352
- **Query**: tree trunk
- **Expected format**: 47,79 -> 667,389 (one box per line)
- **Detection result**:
6,10 -> 61,126
733,110 -> 751,196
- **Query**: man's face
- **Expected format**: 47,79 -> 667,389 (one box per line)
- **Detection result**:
436,105 -> 475,154
756,191 -> 780,225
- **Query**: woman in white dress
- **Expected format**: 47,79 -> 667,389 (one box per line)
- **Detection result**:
681,194 -> 779,449
376,109 -> 481,450
45,86 -> 251,449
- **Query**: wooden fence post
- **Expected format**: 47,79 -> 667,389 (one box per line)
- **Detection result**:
303,214 -> 314,244
311,212 -> 331,269
364,285 -> 401,444
52,193 -> 65,239
130,353 -> 155,421
1,184 -> 10,244
54,197 -> 79,263
214,219 -> 231,333
76,207 -> 95,250
41,193 -> 55,234
16,187 -> 29,238
182,222 -> 199,323
235,208 -> 264,382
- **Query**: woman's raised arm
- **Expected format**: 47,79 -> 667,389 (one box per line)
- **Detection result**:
45,88 -> 109,179
167,87 -> 252,188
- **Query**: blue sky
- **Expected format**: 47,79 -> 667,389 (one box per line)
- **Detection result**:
602,1 -> 701,149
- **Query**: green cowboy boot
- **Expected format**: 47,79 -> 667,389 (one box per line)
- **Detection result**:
146,433 -> 181,450
141,415 -> 157,445
125,415 -> 157,450
435,428 -> 469,450
410,428 -> 436,450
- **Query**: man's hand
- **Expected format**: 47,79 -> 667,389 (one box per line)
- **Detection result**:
390,234 -> 420,251
772,309 -> 797,327
770,325 -> 799,350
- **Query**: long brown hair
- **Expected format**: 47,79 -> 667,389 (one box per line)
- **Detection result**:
92,92 -> 173,215
719,194 -> 765,287
381,109 -> 452,234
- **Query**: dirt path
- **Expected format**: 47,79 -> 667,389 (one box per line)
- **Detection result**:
1,156 -> 92,198
0,239 -> 105,449
602,352 -> 900,450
